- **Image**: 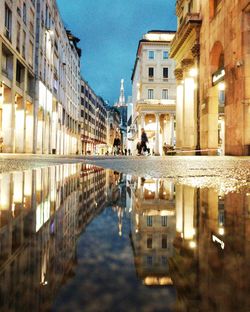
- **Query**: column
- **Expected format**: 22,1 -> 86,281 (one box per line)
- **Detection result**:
174,68 -> 184,149
170,114 -> 175,146
154,113 -> 160,155
182,58 -> 196,150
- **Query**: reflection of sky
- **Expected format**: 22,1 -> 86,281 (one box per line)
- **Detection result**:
52,207 -> 176,312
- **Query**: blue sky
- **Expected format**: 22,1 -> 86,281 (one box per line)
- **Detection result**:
57,0 -> 176,104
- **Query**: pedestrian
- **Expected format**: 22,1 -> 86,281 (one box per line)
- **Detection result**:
128,149 -> 131,156
113,134 -> 121,155
124,148 -> 127,156
140,128 -> 150,155
136,142 -> 141,155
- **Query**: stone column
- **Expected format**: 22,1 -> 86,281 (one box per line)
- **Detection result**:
182,58 -> 196,150
170,114 -> 175,146
174,68 -> 184,149
155,113 -> 160,155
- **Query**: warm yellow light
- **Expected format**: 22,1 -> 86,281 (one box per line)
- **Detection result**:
189,241 -> 197,249
189,68 -> 198,77
218,227 -> 225,236
218,82 -> 225,91
149,119 -> 152,123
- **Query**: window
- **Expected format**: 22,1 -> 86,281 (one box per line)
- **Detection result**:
161,216 -> 168,226
162,89 -> 169,100
5,4 -> 12,41
22,31 -> 26,58
147,236 -> 152,249
16,60 -> 24,87
146,256 -> 153,266
163,51 -> 169,59
28,41 -> 33,67
23,3 -> 27,24
148,51 -> 154,60
162,236 -> 168,249
148,89 -> 154,99
148,67 -> 154,78
16,22 -> 21,52
162,256 -> 168,265
147,216 -> 153,227
29,9 -> 35,34
163,67 -> 169,79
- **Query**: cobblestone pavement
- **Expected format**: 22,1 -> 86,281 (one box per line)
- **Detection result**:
0,154 -> 249,193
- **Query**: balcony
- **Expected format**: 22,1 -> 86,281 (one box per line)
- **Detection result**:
170,13 -> 202,58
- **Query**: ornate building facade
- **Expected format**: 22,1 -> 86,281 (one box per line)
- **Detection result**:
171,0 -> 250,156
131,30 -> 176,155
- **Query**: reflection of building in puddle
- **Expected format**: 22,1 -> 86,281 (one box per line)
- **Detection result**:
172,184 -> 250,311
130,177 -> 176,286
0,164 -> 107,311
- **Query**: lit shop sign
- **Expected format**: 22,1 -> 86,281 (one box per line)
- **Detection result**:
212,68 -> 225,86
212,234 -> 225,250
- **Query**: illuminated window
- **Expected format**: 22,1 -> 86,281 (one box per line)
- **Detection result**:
147,216 -> 153,226
163,51 -> 169,59
162,89 -> 169,100
148,51 -> 154,60
148,89 -> 154,99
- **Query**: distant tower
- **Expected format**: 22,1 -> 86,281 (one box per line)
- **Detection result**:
118,79 -> 125,106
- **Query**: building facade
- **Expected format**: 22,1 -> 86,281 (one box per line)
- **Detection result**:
106,106 -> 121,154
0,0 -> 36,153
131,30 -> 176,155
171,0 -> 250,156
0,0 -> 82,154
80,79 -> 107,155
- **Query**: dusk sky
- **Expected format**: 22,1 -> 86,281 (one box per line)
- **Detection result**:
57,0 -> 176,104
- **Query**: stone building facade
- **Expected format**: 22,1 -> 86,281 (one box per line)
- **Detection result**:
80,78 -> 107,155
0,0 -> 37,153
0,0 -> 82,154
171,0 -> 250,155
131,30 -> 176,155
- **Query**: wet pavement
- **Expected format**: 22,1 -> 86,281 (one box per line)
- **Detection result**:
0,158 -> 249,311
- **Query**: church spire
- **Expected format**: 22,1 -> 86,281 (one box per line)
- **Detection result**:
118,79 -> 125,106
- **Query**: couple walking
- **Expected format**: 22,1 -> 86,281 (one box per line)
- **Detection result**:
137,128 -> 150,155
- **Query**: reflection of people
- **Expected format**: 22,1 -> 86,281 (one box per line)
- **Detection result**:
113,134 -> 121,155
141,128 -> 150,155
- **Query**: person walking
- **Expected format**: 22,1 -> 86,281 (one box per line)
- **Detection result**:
113,134 -> 121,155
140,128 -> 150,155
